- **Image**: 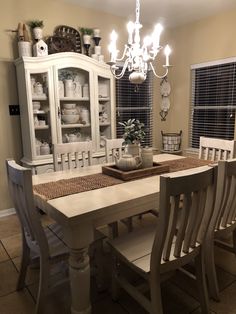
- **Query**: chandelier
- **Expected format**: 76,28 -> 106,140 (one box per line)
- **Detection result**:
107,0 -> 171,84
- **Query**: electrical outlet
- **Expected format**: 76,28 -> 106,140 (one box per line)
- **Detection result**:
9,105 -> 20,116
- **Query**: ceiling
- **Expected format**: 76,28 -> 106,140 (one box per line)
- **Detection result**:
65,0 -> 236,28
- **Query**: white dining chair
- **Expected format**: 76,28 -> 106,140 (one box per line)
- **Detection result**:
52,141 -> 93,171
205,159 -> 236,301
105,138 -> 124,163
199,136 -> 235,161
108,165 -> 217,314
6,160 -> 69,314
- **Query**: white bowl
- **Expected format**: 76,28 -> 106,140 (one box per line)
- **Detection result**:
61,114 -> 79,124
63,103 -> 76,109
33,101 -> 40,111
62,108 -> 78,115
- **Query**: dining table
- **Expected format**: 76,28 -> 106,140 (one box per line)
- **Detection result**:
32,153 -> 206,314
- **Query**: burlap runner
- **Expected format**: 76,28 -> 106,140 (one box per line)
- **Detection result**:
34,173 -> 123,201
34,157 -> 213,201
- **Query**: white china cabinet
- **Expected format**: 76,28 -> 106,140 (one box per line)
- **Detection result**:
15,52 -> 115,173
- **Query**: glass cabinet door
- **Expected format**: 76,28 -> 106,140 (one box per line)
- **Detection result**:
98,75 -> 112,151
30,71 -> 52,158
56,67 -> 92,144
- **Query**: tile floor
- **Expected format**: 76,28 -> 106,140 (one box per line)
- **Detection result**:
0,214 -> 236,314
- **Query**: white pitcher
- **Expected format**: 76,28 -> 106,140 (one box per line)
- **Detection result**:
65,79 -> 76,97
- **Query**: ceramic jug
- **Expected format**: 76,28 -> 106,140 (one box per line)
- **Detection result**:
34,82 -> 43,96
80,108 -> 90,124
141,147 -> 153,168
65,79 -> 76,97
114,154 -> 142,171
40,142 -> 50,155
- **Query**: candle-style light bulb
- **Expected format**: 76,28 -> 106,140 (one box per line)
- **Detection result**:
127,21 -> 134,45
152,23 -> 163,50
164,45 -> 171,66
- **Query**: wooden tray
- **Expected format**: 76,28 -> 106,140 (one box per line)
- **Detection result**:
102,162 -> 169,181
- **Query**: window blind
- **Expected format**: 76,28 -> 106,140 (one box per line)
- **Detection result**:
189,61 -> 236,148
116,71 -> 153,147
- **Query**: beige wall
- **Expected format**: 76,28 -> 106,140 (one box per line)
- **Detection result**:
1,1 -> 236,211
156,9 -> 236,152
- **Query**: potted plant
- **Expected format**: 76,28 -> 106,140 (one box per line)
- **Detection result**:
80,27 -> 93,55
27,19 -> 44,40
119,118 -> 146,156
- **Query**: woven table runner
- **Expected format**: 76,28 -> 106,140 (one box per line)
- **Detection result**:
160,157 -> 213,172
34,173 -> 123,201
34,157 -> 213,201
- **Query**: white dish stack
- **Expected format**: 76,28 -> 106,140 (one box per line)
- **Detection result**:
61,103 -> 80,124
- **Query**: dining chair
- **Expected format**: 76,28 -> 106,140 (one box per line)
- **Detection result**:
6,160 -> 69,314
105,138 -> 124,163
199,136 -> 235,161
205,159 -> 236,301
108,165 -> 217,314
52,141 -> 93,171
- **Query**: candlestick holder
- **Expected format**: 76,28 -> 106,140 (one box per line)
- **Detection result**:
84,44 -> 90,56
93,36 -> 101,46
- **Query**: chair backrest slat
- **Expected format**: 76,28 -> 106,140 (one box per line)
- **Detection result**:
6,160 -> 49,257
53,142 -> 93,171
151,166 -> 217,268
105,138 -> 124,163
199,137 -> 235,161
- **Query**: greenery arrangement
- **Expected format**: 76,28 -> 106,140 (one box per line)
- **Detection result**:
119,119 -> 146,145
27,20 -> 44,29
79,27 -> 93,35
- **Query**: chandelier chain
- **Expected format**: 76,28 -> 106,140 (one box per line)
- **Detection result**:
136,0 -> 140,24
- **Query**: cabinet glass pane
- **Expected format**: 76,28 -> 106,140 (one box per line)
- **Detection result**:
57,67 -> 92,143
98,76 -> 111,149
31,72 -> 52,157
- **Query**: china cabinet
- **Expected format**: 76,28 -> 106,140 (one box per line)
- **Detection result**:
15,52 -> 115,173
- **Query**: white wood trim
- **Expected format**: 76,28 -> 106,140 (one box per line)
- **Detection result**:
191,56 -> 236,70
0,208 -> 16,218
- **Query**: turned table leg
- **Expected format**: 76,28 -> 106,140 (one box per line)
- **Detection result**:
69,247 -> 91,314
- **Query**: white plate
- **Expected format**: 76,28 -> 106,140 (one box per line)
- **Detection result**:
161,97 -> 170,111
161,80 -> 171,96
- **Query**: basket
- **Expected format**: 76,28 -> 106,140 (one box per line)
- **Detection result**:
161,130 -> 182,152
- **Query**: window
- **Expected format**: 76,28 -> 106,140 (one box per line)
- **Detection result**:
189,58 -> 236,149
116,71 -> 153,147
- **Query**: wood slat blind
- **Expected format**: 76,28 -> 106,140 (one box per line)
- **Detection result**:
116,71 -> 153,147
189,61 -> 236,149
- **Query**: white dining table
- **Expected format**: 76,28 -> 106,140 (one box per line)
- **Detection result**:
33,153 -> 184,314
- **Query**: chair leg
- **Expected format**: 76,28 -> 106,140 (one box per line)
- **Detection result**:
150,274 -> 163,314
17,233 -> 30,290
232,229 -> 236,255
111,255 -> 120,301
35,257 -> 50,314
195,251 -> 210,314
204,239 -> 220,301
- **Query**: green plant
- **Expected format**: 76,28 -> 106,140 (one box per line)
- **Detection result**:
79,27 -> 93,35
119,119 -> 146,144
27,20 -> 44,29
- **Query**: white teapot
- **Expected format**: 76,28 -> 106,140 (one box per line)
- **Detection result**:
114,154 -> 142,171
65,132 -> 81,143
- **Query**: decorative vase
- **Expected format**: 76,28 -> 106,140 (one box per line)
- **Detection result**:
33,27 -> 43,40
125,143 -> 140,156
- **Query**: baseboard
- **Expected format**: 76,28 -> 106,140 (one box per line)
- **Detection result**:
0,208 -> 16,218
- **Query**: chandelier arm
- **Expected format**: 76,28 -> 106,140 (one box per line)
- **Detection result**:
110,59 -> 129,79
149,62 -> 169,79
116,45 -> 129,62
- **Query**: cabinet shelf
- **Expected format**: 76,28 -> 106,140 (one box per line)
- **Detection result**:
61,123 -> 91,128
35,125 -> 49,130
99,122 -> 110,126
32,95 -> 47,100
60,97 -> 89,101
99,97 -> 110,102
33,110 -> 47,114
